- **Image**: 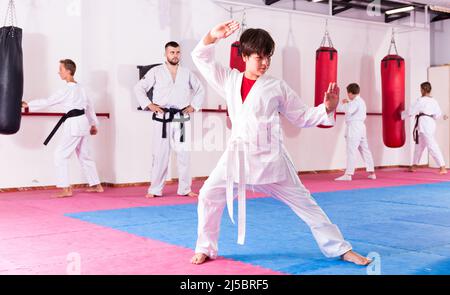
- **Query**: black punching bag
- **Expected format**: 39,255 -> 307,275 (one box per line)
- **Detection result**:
0,2 -> 24,135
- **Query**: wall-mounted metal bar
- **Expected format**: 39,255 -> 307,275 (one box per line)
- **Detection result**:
22,111 -> 111,119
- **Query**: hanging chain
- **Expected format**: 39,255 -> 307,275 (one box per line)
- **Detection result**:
320,19 -> 334,48
236,10 -> 247,41
215,3 -> 246,16
388,28 -> 399,55
3,0 -> 17,27
287,14 -> 295,46
3,0 -> 18,37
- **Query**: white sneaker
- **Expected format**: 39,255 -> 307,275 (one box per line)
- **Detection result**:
335,174 -> 352,181
368,173 -> 377,180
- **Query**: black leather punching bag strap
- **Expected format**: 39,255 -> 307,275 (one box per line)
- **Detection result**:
0,0 -> 23,135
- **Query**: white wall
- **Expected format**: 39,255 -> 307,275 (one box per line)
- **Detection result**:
429,66 -> 450,168
431,18 -> 450,66
0,0 -> 433,189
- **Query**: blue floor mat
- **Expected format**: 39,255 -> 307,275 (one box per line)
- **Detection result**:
66,181 -> 450,275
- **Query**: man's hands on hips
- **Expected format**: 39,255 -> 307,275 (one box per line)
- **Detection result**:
183,105 -> 195,115
148,103 -> 164,114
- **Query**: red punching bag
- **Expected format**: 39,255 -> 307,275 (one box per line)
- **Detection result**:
230,41 -> 245,72
314,28 -> 337,128
381,33 -> 405,148
230,14 -> 247,73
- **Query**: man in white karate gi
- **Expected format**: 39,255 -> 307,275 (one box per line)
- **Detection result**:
335,83 -> 376,181
22,59 -> 103,198
134,41 -> 205,198
403,82 -> 448,174
189,20 -> 372,266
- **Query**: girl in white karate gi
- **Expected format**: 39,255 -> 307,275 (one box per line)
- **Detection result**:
404,82 -> 448,174
190,20 -> 371,266
335,83 -> 376,181
22,59 -> 103,198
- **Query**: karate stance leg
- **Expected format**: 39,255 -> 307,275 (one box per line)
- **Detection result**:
148,120 -> 171,196
253,169 -> 352,258
75,136 -> 101,187
54,131 -> 83,196
412,134 -> 427,166
194,162 -> 229,259
344,137 -> 360,176
358,137 -> 375,173
172,121 -> 193,196
422,132 -> 446,168
192,162 -> 370,265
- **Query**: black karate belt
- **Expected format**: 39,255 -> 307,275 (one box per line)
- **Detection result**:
152,107 -> 190,142
413,113 -> 433,145
43,109 -> 85,146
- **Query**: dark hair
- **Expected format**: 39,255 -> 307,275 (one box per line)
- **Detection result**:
421,82 -> 432,94
347,83 -> 360,95
239,28 -> 275,58
165,41 -> 180,49
60,59 -> 76,76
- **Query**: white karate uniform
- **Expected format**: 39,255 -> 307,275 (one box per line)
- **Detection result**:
191,39 -> 352,259
134,63 -> 205,196
28,82 -> 101,188
337,96 -> 375,175
405,96 -> 446,167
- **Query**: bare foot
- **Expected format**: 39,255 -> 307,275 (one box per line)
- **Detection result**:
341,250 -> 372,266
335,174 -> 352,181
190,253 -> 209,265
439,166 -> 448,175
185,192 -> 198,198
408,165 -> 417,172
145,194 -> 161,199
86,184 -> 104,193
55,188 -> 73,198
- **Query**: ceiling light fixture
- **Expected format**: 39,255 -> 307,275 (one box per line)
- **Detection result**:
385,6 -> 414,15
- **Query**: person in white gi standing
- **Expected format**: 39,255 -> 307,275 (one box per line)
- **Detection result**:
190,20 -> 371,266
335,83 -> 376,181
22,59 -> 103,198
134,41 -> 205,198
403,82 -> 448,174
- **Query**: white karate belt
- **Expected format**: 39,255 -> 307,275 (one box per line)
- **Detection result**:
226,137 -> 247,245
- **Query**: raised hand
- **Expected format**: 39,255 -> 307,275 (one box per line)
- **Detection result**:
324,82 -> 340,114
205,20 -> 240,44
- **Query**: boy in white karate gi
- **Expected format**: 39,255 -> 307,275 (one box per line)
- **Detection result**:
335,83 -> 376,181
404,82 -> 448,174
22,59 -> 103,198
190,20 -> 371,266
134,41 -> 205,198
